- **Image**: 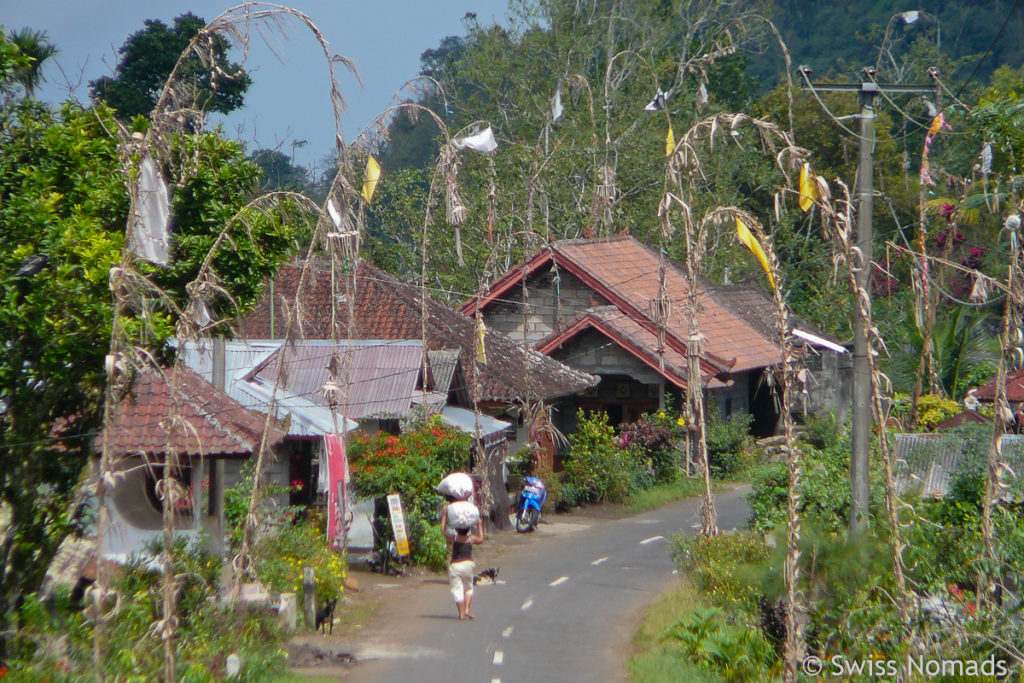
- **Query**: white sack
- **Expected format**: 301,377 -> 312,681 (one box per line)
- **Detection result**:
446,500 -> 480,530
436,472 -> 473,500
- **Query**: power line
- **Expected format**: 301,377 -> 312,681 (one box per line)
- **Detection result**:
950,0 -> 1023,103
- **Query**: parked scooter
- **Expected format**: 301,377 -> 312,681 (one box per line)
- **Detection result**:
515,476 -> 547,532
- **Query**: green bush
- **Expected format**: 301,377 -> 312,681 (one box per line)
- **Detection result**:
408,509 -> 448,572
620,415 -> 682,482
8,538 -> 289,681
348,416 -> 473,567
563,410 -> 644,504
254,513 -> 347,606
663,606 -> 775,682
746,433 -> 886,533
705,406 -> 754,478
917,393 -> 963,431
672,531 -> 771,614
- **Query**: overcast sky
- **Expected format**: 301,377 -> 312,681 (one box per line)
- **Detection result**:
2,0 -> 510,168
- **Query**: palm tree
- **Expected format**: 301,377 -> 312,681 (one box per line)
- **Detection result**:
889,304 -> 1000,401
7,28 -> 57,98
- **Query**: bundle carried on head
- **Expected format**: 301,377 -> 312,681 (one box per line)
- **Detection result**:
436,472 -> 474,501
446,500 -> 480,530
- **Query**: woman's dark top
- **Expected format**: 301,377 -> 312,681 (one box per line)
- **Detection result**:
451,539 -> 473,563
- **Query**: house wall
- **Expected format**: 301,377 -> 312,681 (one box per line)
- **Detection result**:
484,267 -> 608,344
709,374 -> 750,420
796,347 -> 853,424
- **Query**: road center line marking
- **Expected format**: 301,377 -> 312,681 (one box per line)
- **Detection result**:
502,626 -> 514,638
639,535 -> 665,545
549,575 -> 570,587
591,556 -> 608,565
493,650 -> 504,665
521,596 -> 534,611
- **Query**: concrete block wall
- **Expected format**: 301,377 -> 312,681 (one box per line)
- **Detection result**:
484,267 -> 609,345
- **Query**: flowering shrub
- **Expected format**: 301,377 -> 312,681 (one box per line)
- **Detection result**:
916,393 -> 963,431
347,416 -> 472,565
619,415 -> 680,482
254,513 -> 347,605
563,410 -> 649,504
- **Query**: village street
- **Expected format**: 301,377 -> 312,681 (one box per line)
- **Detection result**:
290,485 -> 750,682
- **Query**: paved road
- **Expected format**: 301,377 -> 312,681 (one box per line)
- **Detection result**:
341,486 -> 750,683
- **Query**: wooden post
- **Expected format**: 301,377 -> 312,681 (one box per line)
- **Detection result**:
302,567 -> 315,629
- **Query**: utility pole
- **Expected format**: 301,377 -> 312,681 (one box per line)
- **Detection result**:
802,70 -> 938,536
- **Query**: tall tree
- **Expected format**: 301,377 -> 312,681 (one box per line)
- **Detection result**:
0,100 -> 302,652
89,13 -> 250,119
6,27 -> 56,98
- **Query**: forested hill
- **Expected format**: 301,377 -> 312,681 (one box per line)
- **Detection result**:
765,0 -> 1023,84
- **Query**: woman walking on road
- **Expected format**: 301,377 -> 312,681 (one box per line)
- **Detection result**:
441,501 -> 484,620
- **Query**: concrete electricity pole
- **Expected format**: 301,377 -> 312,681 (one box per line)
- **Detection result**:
801,69 -> 938,536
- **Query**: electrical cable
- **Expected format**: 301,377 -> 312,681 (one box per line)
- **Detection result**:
949,0 -> 1023,104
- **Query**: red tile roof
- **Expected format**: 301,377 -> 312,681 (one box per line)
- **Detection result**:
974,366 -> 1024,403
236,260 -> 597,403
102,366 -> 283,458
462,236 -> 782,372
536,307 -> 728,390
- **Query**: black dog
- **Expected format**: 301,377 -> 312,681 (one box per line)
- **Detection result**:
473,567 -> 500,585
315,598 -> 337,635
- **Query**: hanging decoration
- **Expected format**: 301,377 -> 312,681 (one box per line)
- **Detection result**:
644,87 -> 667,112
798,162 -> 818,212
130,155 -> 171,265
475,315 -> 487,365
736,217 -> 776,289
453,126 -> 498,153
696,81 -> 709,107
552,86 -> 564,122
920,112 -> 951,186
361,155 -> 381,203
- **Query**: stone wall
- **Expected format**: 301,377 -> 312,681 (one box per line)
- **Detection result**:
484,266 -> 607,344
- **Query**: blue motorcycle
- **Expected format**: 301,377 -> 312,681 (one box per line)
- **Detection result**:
516,476 -> 547,532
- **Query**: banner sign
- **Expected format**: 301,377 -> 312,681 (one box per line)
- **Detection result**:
386,493 -> 411,557
324,433 -> 348,549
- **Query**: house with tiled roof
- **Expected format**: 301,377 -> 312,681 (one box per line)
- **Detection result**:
98,365 -> 286,560
461,235 -> 851,438
232,259 -> 597,528
236,259 -> 596,407
970,365 -> 1024,430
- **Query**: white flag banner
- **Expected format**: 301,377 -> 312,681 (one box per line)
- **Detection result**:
552,86 -> 564,121
130,155 -> 170,265
981,143 -> 993,174
453,126 -> 498,153
696,82 -> 709,106
327,198 -> 343,228
644,88 -> 667,112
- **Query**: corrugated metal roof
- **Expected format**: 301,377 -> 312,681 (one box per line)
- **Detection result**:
428,349 -> 460,394
441,405 -> 510,440
247,341 -> 424,419
236,260 -> 597,402
894,433 -> 1024,498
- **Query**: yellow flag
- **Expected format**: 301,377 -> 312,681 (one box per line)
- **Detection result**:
666,124 -> 675,157
736,217 -> 776,290
362,156 -> 381,203
798,162 -> 818,212
475,316 -> 487,365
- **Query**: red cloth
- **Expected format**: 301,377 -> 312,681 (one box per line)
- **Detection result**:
324,433 -> 349,548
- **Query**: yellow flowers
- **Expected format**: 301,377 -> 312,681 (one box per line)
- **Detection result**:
677,417 -> 686,427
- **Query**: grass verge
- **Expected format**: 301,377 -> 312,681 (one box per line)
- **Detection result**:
623,476 -> 706,514
628,579 -> 719,682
